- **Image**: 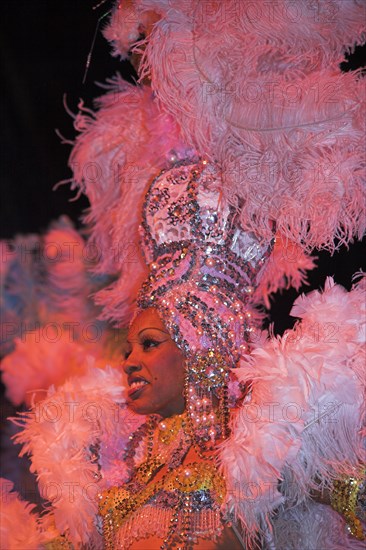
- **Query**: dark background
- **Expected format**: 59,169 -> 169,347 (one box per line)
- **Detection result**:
1,0 -> 134,238
0,0 -> 365,331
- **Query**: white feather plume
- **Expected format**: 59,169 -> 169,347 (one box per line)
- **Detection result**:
220,277 -> 365,547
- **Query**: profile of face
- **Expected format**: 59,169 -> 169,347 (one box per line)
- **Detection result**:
123,308 -> 186,418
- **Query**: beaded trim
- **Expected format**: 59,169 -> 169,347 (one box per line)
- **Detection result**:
98,414 -> 226,549
330,473 -> 366,540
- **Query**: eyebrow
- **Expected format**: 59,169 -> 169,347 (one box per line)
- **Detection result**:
126,326 -> 170,343
138,327 -> 169,336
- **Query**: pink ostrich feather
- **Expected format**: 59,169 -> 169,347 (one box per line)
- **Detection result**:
69,80 -> 189,325
67,1 -> 366,327
253,234 -> 317,308
103,0 -> 366,251
1,335 -> 121,407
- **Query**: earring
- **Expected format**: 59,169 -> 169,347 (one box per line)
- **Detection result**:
184,349 -> 230,453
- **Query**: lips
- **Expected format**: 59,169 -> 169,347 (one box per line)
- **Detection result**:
127,376 -> 149,398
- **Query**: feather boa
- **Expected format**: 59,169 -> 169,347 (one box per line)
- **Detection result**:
220,277 -> 365,548
0,479 -> 44,549
14,365 -> 144,547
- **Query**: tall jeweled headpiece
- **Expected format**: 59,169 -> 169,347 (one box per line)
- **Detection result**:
137,158 -> 273,446
138,158 -> 272,359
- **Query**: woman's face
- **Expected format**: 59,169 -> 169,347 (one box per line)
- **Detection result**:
123,308 -> 185,418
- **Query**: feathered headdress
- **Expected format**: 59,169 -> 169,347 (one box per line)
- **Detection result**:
69,0 -> 365,329
66,0 -> 366,454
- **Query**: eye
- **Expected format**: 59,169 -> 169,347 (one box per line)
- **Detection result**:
124,349 -> 131,360
142,338 -> 160,351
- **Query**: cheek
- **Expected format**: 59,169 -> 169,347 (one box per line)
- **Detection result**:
156,355 -> 185,390
172,364 -> 185,396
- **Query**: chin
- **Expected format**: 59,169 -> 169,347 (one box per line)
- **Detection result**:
127,401 -> 147,415
127,398 -> 157,416
127,399 -> 185,418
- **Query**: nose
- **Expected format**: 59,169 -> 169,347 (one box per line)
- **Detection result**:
123,357 -> 141,376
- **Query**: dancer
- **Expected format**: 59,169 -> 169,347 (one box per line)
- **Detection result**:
1,1 -> 365,548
